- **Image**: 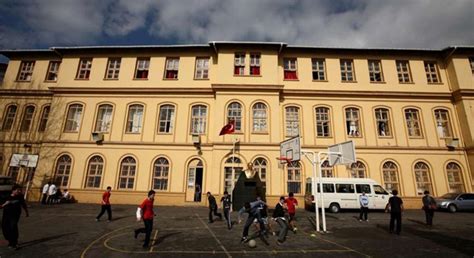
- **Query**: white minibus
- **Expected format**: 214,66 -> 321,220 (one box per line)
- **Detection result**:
304,177 -> 391,213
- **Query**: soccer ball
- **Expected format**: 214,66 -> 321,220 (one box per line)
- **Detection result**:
248,239 -> 257,248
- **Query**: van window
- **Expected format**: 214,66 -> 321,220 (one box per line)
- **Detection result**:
0,178 -> 13,185
317,183 -> 335,193
356,184 -> 371,194
374,185 -> 388,195
336,184 -> 355,193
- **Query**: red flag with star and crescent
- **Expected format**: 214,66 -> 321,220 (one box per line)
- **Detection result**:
219,120 -> 235,136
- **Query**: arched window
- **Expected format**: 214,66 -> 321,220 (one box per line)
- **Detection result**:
95,104 -> 113,132
224,157 -> 243,193
20,105 -> 35,132
315,107 -> 331,137
414,162 -> 432,195
153,158 -> 170,190
118,157 -> 136,189
446,162 -> 464,193
350,161 -> 366,178
285,106 -> 299,137
2,105 -> 17,131
287,161 -> 301,194
253,158 -> 267,189
252,102 -> 267,132
321,160 -> 333,177
85,156 -> 104,188
126,104 -> 144,133
38,105 -> 51,132
375,108 -> 391,137
382,161 -> 399,193
227,102 -> 242,132
190,105 -> 207,134
345,107 -> 361,137
64,104 -> 83,132
55,155 -> 72,187
434,109 -> 452,138
158,105 -> 175,133
405,109 -> 422,137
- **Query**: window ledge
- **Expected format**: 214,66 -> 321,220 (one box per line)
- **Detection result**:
74,78 -> 90,81
408,136 -> 424,139
315,136 -> 333,139
377,136 -> 394,139
234,74 -> 262,77
103,78 -> 119,81
370,81 -> 386,84
124,132 -> 142,135
163,78 -> 179,80
252,132 -> 269,135
157,132 -> 174,135
43,80 -> 58,83
399,82 -> 415,84
194,78 -> 210,80
14,80 -> 32,83
341,80 -> 358,83
133,78 -> 149,80
284,79 -> 299,81
428,82 -> 444,85
312,80 -> 328,82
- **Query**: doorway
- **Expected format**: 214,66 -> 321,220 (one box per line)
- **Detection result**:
186,159 -> 204,202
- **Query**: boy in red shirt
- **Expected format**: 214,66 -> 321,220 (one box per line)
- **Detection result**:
285,192 -> 298,232
96,186 -> 112,222
135,190 -> 156,248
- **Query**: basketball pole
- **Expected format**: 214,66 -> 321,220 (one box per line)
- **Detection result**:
301,150 -> 321,232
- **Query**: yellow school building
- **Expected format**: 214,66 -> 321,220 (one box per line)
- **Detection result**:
0,42 -> 473,208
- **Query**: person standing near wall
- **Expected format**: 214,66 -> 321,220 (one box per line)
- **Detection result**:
135,190 -> 156,248
207,192 -> 222,223
385,189 -> 404,235
1,184 -> 29,250
96,186 -> 112,222
47,182 -> 57,205
41,181 -> 50,204
422,190 -> 436,226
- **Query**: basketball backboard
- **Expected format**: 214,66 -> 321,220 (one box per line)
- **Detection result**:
279,136 -> 301,164
9,154 -> 39,168
328,140 -> 356,166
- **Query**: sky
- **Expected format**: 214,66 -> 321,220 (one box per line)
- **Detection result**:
0,0 -> 473,51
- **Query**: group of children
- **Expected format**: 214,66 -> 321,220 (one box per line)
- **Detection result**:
207,191 -> 299,245
41,182 -> 72,205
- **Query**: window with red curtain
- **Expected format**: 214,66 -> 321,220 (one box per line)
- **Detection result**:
135,58 -> 150,79
284,58 -> 297,80
234,53 -> 245,75
165,58 -> 179,79
250,54 -> 260,75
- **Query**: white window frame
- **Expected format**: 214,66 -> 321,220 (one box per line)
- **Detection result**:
424,61 -> 440,83
414,162 -> 432,196
118,157 -> 136,189
165,58 -> 179,79
190,105 -> 207,134
405,109 -> 422,137
153,158 -> 170,191
17,61 -> 35,81
227,102 -> 242,132
396,60 -> 412,83
126,104 -> 144,133
382,161 -> 399,193
64,104 -> 83,132
434,109 -> 452,138
252,102 -> 267,132
76,58 -> 92,79
345,107 -> 361,137
311,58 -> 326,81
46,61 -> 60,81
340,59 -> 354,81
195,57 -> 209,79
375,108 -> 391,137
316,107 -> 331,137
285,106 -> 300,137
95,104 -> 113,133
158,105 -> 175,133
105,58 -> 121,80
368,60 -> 383,82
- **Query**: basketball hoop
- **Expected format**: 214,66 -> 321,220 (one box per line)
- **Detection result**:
276,156 -> 292,164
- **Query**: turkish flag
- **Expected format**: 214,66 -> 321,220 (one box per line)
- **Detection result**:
219,120 -> 235,136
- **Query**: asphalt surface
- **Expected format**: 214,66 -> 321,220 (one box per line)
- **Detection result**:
0,203 -> 473,257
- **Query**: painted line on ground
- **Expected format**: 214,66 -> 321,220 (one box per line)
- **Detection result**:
150,229 -> 159,253
80,224 -> 136,258
195,213 -> 232,258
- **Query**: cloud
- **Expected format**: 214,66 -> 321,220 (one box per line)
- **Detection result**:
0,0 -> 472,49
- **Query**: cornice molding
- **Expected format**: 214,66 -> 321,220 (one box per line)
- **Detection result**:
0,89 -> 53,97
48,86 -> 214,95
211,83 -> 284,92
452,89 -> 474,101
283,89 -> 453,100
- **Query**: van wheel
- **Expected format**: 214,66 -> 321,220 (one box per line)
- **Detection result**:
448,204 -> 457,213
329,203 -> 340,213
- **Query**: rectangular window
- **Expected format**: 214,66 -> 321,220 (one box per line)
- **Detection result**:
396,60 -> 412,83
405,109 -> 422,137
17,61 -> 35,81
20,106 -> 35,132
434,109 -> 452,138
375,108 -> 391,137
424,61 -> 440,83
340,59 -> 354,81
283,58 -> 298,80
76,58 -> 92,79
312,58 -> 326,80
250,53 -> 261,75
234,53 -> 245,75
95,105 -> 113,132
356,184 -> 371,194
195,57 -> 209,79
368,60 -> 383,82
315,107 -> 331,137
158,105 -> 175,133
45,61 -> 60,81
336,183 -> 355,193
135,58 -> 150,79
165,58 -> 179,79
105,58 -> 121,80
316,183 -> 335,193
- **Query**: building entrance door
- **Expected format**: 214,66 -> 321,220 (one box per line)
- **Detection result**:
186,159 -> 203,202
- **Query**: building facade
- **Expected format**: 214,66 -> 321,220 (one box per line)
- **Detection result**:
0,42 -> 473,208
